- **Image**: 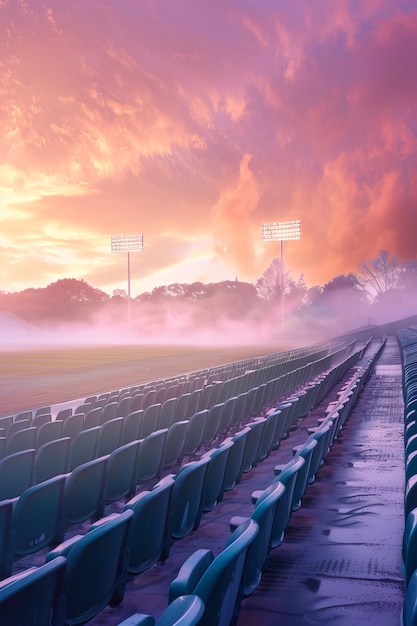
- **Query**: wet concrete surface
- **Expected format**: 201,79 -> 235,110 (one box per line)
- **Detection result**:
79,336 -> 405,625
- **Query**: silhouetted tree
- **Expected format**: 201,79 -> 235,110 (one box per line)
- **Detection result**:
256,258 -> 292,303
356,250 -> 401,301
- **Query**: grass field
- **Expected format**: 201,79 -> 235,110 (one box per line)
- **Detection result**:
0,343 -> 284,416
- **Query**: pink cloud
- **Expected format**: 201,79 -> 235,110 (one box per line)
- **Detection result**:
0,0 -> 416,294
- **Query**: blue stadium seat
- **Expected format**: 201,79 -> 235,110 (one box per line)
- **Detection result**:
0,556 -> 66,625
46,510 -> 133,625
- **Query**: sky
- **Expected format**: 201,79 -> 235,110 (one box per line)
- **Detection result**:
1,0 -> 416,297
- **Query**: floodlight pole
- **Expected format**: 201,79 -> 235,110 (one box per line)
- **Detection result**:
280,239 -> 284,327
127,250 -> 131,327
111,234 -> 144,329
262,220 -> 301,329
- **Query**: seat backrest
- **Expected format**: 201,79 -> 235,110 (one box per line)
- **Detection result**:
240,481 -> 286,596
100,401 -> 118,425
83,406 -> 103,430
163,421 -> 188,470
0,500 -> 14,580
36,419 -> 63,449
139,404 -> 162,439
34,437 -> 71,484
241,419 -> 265,473
136,429 -> 168,488
183,410 -> 208,458
5,419 -> 31,439
121,410 -> 143,445
201,441 -> 233,512
32,412 -> 52,428
202,403 -> 223,448
62,412 -> 84,439
105,440 -> 141,504
68,426 -> 100,471
13,474 -> 67,557
0,449 -> 35,499
117,395 -> 132,418
64,455 -> 109,525
170,457 -> 210,540
171,519 -> 259,626
97,418 -> 123,456
0,556 -> 66,625
403,566 -> 417,626
173,393 -> 191,423
5,427 -> 37,456
46,510 -> 133,625
223,427 -> 251,491
159,397 -> 177,430
123,474 -> 175,575
217,396 -> 237,437
185,390 -> 201,420
198,384 -> 213,411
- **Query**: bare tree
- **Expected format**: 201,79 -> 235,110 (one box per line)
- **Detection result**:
256,258 -> 289,303
356,250 -> 401,301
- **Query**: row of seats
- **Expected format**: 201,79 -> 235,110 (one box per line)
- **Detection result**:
0,339 -> 373,578
396,327 -> 417,625
0,336 -> 383,625
0,337 -> 371,505
0,338 -> 367,472
117,338 -> 384,625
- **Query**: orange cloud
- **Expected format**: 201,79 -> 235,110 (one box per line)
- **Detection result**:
0,0 -> 416,295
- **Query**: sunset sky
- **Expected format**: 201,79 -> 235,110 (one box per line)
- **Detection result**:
1,0 -> 416,297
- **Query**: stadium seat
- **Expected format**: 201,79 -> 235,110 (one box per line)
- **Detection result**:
170,457 -> 210,540
158,397 -> 177,429
96,417 -> 123,456
46,510 -> 133,625
230,480 -> 287,596
36,419 -> 64,449
182,410 -> 208,459
34,437 -> 71,484
0,556 -> 67,625
121,410 -> 143,445
12,474 -> 66,558
201,441 -> 233,512
139,403 -> 162,438
169,518 -> 259,626
223,427 -> 251,491
64,455 -> 109,525
135,429 -> 168,488
0,500 -> 14,580
5,427 -> 37,456
123,474 -> 175,574
62,413 -> 84,439
0,449 -> 35,499
68,426 -> 100,471
201,403 -> 223,449
105,440 -> 141,504
163,421 -> 188,470
115,595 -> 204,626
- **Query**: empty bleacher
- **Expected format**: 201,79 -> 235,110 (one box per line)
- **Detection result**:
0,331 -> 409,624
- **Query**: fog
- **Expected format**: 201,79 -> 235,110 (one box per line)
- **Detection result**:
1,285 -> 416,352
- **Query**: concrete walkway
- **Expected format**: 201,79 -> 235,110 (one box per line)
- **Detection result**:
84,335 -> 405,625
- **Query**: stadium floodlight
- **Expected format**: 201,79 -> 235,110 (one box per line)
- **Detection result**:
111,234 -> 144,327
262,220 -> 301,327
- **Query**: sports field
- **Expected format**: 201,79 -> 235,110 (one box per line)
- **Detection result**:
0,343 -> 284,416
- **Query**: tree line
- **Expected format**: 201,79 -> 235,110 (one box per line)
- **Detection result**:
0,250 -> 416,328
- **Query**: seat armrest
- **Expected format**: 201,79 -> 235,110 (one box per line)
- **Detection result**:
251,489 -> 262,504
229,515 -> 249,533
274,464 -> 285,476
45,534 -> 83,561
169,549 -> 213,604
